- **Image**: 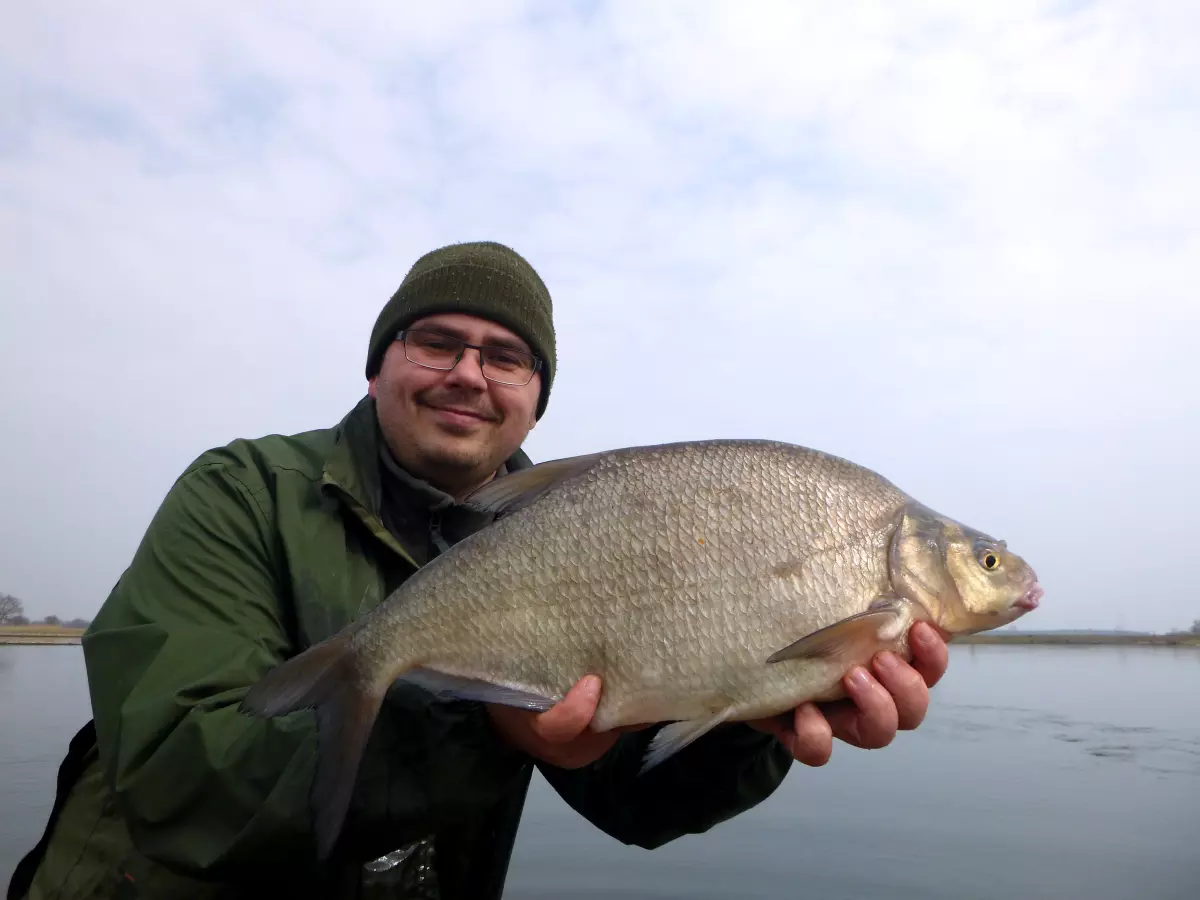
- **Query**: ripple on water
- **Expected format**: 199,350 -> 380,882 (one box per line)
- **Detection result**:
935,702 -> 1200,778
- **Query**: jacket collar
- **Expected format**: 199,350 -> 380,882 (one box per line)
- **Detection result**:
322,395 -> 387,516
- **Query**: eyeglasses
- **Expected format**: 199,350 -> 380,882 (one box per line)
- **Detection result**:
396,328 -> 543,386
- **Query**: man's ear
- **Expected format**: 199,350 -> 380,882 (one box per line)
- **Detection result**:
367,375 -> 378,398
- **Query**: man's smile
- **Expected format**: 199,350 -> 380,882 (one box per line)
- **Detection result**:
420,400 -> 498,425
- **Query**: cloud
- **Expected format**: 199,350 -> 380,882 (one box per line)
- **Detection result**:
0,1 -> 1196,632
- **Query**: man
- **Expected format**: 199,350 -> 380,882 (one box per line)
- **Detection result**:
8,241 -> 948,899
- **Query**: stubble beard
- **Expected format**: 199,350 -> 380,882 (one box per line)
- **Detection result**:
382,411 -> 504,497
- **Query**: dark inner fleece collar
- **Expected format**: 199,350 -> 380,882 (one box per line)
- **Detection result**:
377,444 -> 503,566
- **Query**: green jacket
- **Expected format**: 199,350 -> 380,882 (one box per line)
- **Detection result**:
9,396 -> 792,899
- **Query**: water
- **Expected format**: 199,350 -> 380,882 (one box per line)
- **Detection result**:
2,644 -> 1198,898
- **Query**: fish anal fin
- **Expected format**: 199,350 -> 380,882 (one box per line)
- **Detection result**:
240,635 -> 386,860
397,667 -> 559,712
766,598 -> 912,666
463,453 -> 604,515
639,707 -> 736,775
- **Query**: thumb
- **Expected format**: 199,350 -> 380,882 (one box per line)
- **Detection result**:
533,675 -> 602,744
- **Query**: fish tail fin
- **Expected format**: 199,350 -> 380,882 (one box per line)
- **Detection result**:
240,634 -> 387,860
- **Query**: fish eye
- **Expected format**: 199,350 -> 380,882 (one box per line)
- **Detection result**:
981,551 -> 1000,571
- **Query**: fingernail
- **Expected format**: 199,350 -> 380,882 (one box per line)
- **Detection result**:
913,624 -> 934,648
875,651 -> 899,671
581,674 -> 601,699
848,667 -> 871,690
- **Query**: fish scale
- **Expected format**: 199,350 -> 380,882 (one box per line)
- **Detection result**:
242,438 -> 1041,860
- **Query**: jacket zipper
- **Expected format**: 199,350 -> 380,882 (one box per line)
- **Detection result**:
429,512 -> 451,556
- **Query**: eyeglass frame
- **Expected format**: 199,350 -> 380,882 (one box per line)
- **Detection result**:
394,327 -> 544,386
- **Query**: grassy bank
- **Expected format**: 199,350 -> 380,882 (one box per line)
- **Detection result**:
955,631 -> 1200,648
0,625 -> 86,645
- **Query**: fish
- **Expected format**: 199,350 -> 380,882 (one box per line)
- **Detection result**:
241,438 -> 1041,858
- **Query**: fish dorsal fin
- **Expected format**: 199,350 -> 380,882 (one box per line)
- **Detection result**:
464,452 -> 605,515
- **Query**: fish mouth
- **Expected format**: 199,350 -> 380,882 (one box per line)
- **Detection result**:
1013,583 -> 1043,612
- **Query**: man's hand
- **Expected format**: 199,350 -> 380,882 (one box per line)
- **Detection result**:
486,674 -> 640,769
489,622 -> 949,770
747,621 -> 950,766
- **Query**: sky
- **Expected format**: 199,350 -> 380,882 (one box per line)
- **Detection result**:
0,0 -> 1196,633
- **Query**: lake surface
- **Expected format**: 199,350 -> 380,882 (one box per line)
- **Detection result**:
2,643 -> 1198,898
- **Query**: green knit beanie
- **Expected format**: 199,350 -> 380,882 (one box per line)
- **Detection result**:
365,241 -> 557,419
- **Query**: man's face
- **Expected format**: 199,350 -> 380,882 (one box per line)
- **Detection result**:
369,312 -> 542,497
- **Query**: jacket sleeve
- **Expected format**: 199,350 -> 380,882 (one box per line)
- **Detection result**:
536,721 -> 793,849
82,458 -> 527,879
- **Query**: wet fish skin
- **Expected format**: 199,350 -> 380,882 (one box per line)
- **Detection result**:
241,439 -> 1041,859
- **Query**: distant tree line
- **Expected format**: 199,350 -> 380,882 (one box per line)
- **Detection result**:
0,593 -> 91,628
1166,618 -> 1200,636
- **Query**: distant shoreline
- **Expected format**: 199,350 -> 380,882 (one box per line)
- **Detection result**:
954,631 -> 1200,648
0,625 -> 85,645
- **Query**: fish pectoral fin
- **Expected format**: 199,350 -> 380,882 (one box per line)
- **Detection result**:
397,667 -> 560,712
766,598 -> 910,665
639,707 -> 736,775
463,452 -> 605,515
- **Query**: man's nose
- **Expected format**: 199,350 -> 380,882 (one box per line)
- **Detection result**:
443,347 -> 489,390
